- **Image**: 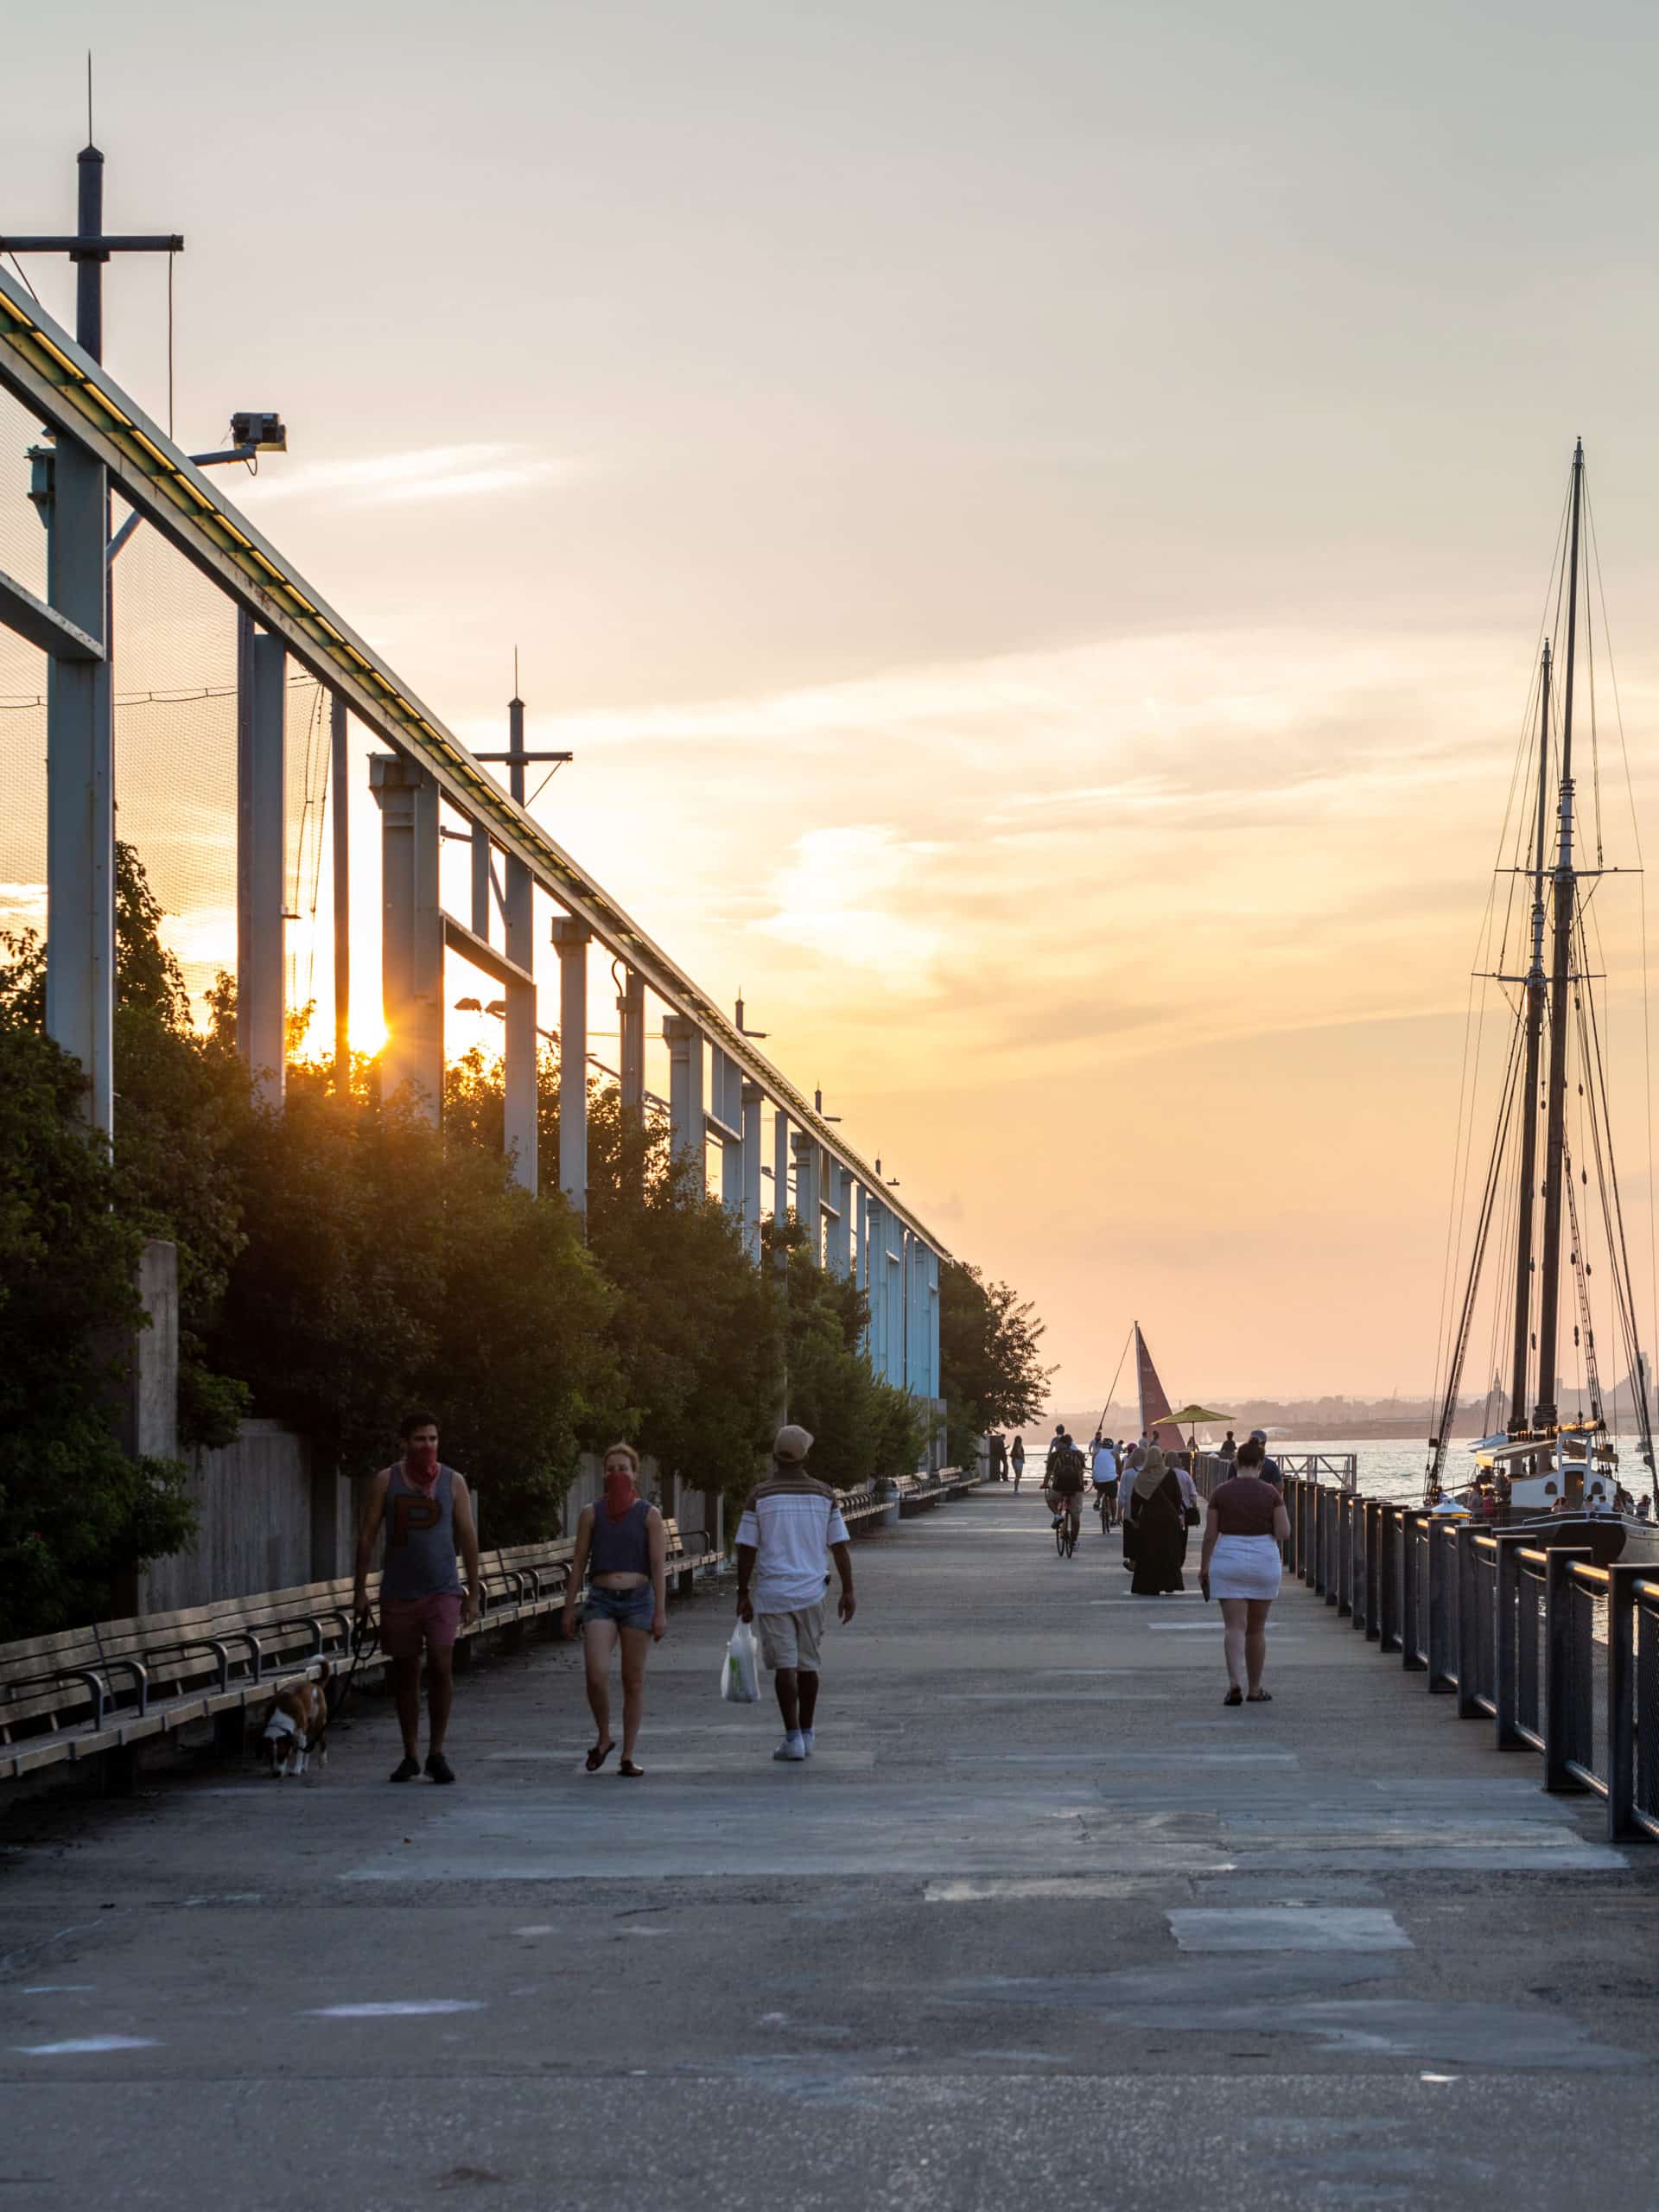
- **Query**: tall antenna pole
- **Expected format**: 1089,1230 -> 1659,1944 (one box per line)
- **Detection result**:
1508,638 -> 1554,1432
1535,439 -> 1585,1432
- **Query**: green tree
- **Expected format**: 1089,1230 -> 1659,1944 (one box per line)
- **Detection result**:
938,1257 -> 1052,1467
776,1226 -> 926,1493
0,951 -> 193,1638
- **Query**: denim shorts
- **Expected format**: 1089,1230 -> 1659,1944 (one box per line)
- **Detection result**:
583,1584 -> 654,1632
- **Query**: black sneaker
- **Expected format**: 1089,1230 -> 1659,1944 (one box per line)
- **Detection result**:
425,1751 -> 455,1784
389,1755 -> 420,1783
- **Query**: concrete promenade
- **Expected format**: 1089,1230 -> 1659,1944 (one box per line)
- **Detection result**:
2,1489 -> 1656,2209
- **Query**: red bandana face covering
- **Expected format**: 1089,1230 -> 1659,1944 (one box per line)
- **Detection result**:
403,1440 -> 441,1496
602,1468 -> 639,1522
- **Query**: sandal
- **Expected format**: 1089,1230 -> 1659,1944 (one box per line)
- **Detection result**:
1223,1687 -> 1243,1707
619,1759 -> 645,1778
585,1738 -> 615,1772
1247,1690 -> 1272,1703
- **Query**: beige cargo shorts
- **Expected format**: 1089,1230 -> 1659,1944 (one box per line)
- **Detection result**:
756,1599 -> 827,1671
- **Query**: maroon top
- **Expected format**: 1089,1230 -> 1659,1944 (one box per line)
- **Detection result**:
1209,1474 -> 1283,1537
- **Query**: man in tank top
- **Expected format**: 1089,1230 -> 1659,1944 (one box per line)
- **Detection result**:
353,1412 -> 481,1783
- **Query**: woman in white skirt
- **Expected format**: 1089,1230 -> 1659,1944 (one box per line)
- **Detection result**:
1199,1438 -> 1292,1706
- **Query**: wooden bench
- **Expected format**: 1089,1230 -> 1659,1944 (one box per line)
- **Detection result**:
0,1480 -> 929,1787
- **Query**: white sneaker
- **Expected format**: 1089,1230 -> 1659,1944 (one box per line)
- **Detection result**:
772,1733 -> 807,1762
800,1729 -> 815,1758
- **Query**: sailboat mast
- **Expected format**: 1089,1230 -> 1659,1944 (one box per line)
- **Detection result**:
1534,439 -> 1584,1431
1508,639 -> 1554,1430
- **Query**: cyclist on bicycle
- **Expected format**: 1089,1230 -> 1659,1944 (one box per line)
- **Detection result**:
1047,1432 -> 1086,1546
1090,1434 -> 1119,1527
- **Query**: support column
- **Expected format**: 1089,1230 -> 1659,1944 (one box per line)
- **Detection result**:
925,1246 -> 941,1400
830,1166 -> 855,1277
855,1183 -> 870,1345
721,1120 -> 743,1214
237,619 -> 287,1105
885,1235 -> 904,1384
664,1016 -> 704,1177
43,434 -> 113,1133
369,753 -> 442,1119
740,1083 -> 763,1262
618,967 -> 645,1129
330,695 -> 350,1092
791,1132 -> 818,1258
469,822 -> 492,938
501,695 -> 537,1192
551,918 -> 590,1218
772,1109 -> 791,1227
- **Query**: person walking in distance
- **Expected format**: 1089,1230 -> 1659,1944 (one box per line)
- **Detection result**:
735,1425 -> 855,1763
1200,1437 -> 1292,1704
1010,1436 -> 1027,1491
563,1443 -> 667,1777
354,1413 -> 480,1783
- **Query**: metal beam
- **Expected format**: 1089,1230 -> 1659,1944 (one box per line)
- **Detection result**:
0,270 -> 947,1255
442,910 -> 534,994
0,562 -> 102,660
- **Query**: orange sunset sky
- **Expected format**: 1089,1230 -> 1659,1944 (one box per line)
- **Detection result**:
7,3 -> 1659,1403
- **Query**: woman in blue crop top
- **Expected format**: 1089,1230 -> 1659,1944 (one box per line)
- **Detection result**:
563,1442 -> 667,1777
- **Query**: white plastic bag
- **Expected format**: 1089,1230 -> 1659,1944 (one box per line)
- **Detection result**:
720,1618 -> 760,1703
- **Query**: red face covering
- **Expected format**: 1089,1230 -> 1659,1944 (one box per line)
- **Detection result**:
602,1463 -> 639,1522
403,1439 -> 441,1496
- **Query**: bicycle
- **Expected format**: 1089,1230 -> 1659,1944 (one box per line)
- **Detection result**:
1054,1505 -> 1080,1557
1094,1486 -> 1115,1535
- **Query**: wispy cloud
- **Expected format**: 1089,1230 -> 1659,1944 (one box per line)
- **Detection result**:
753,825 -> 948,981
234,443 -> 582,511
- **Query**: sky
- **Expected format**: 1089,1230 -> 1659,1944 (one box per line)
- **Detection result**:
7,0 -> 1659,1402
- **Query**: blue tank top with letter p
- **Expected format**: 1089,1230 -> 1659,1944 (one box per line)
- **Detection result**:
380,1465 -> 463,1600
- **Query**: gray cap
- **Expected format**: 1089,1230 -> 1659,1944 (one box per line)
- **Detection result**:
773,1423 -> 815,1464
1249,1428 -> 1269,1446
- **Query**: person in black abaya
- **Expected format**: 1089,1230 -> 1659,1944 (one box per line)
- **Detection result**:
1127,1446 -> 1186,1595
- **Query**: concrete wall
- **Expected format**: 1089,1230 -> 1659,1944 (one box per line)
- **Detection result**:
141,1421 -> 349,1614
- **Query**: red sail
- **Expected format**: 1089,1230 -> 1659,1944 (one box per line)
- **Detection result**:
1135,1325 -> 1186,1452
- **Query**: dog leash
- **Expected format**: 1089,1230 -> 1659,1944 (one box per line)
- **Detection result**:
312,1611 -> 378,1758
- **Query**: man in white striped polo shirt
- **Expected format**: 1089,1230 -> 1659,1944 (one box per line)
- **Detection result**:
735,1424 -> 857,1763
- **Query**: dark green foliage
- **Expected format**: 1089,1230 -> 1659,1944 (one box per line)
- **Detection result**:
938,1258 -> 1052,1469
0,964 -> 192,1639
773,1225 -> 926,1495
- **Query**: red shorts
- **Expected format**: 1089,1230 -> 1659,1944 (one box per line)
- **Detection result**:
379,1592 -> 463,1657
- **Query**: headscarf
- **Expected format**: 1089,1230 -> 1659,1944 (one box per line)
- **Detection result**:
1133,1446 -> 1167,1503
402,1437 -> 441,1497
601,1452 -> 640,1522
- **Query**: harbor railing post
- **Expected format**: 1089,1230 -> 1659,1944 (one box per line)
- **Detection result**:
1427,1519 -> 1452,1691
1336,1492 -> 1352,1617
1455,1526 -> 1482,1718
1606,1562 -> 1642,1842
1544,1548 -> 1593,1792
1363,1500 -> 1382,1639
1378,1505 -> 1401,1651
1402,1514 -> 1426,1670
1492,1534 -> 1527,1748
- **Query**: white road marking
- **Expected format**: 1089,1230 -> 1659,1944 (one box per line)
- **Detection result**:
16,2037 -> 160,2056
22,1985 -> 96,1994
1168,1906 -> 1412,1952
928,1875 -> 1233,1903
308,2000 -> 485,2018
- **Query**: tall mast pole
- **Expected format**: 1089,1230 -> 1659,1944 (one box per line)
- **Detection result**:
1508,638 -> 1554,1433
1534,439 -> 1584,1432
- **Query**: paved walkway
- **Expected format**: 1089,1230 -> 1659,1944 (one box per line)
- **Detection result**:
3,1489 -> 1656,2209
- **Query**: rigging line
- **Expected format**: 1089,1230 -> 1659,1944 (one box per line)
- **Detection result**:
1428,1013 -> 1527,1494
1096,1323 -> 1135,1440
1574,919 -> 1656,1482
1580,472 -> 1604,868
1584,480 -> 1658,1389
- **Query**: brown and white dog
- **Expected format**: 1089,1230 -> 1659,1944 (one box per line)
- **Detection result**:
258,1664 -> 331,1779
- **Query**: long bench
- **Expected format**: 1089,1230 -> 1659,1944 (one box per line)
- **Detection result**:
0,1478 -> 974,1788
0,1516 -> 717,1787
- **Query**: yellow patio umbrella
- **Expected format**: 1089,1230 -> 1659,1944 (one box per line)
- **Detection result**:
1161,1404 -> 1234,1451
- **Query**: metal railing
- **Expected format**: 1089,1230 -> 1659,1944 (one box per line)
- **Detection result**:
1281,1471 -> 1659,1844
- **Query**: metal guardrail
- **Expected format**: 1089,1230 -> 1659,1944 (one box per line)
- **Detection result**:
1281,1472 -> 1659,1844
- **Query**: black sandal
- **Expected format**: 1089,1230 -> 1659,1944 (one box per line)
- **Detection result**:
1247,1690 -> 1272,1703
619,1759 -> 645,1778
1224,1687 -> 1243,1707
586,1739 -> 615,1772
